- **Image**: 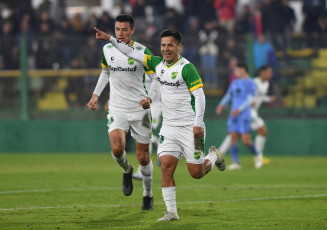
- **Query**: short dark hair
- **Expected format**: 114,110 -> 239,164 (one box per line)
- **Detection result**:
258,65 -> 271,73
236,61 -> 248,72
115,14 -> 134,29
160,29 -> 182,44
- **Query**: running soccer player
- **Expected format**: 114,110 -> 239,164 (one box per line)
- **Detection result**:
87,14 -> 155,210
216,62 -> 263,170
217,65 -> 275,167
94,27 -> 225,221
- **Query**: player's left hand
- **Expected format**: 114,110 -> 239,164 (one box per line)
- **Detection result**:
139,97 -> 152,109
231,109 -> 240,116
193,126 -> 204,138
94,27 -> 111,41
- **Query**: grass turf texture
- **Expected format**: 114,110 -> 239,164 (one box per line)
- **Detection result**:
0,154 -> 326,229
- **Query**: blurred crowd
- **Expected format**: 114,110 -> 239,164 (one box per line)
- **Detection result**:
0,0 -> 326,107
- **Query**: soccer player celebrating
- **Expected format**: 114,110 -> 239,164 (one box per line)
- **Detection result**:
216,65 -> 275,167
87,14 -> 155,210
216,62 -> 263,170
94,27 -> 225,221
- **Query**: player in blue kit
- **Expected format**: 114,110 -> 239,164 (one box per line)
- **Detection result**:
216,62 -> 263,170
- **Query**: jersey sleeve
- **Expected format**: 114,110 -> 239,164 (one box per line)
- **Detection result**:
144,54 -> 163,74
181,63 -> 203,92
101,49 -> 109,68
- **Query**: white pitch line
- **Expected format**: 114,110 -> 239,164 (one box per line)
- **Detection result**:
1,184 -> 326,195
0,194 -> 326,211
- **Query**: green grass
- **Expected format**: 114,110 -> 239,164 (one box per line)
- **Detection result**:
0,154 -> 326,230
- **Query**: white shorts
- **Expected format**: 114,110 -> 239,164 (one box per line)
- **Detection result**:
150,105 -> 162,130
251,110 -> 265,130
157,123 -> 206,164
107,109 -> 152,144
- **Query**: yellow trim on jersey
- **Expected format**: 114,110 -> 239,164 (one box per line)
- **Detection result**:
101,63 -> 109,68
166,56 -> 182,69
189,83 -> 203,92
144,54 -> 150,70
146,70 -> 155,75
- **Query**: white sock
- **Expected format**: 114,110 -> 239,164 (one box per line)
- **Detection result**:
111,151 -> 131,173
205,151 -> 218,170
218,135 -> 231,154
162,186 -> 177,213
255,135 -> 266,157
140,160 -> 153,197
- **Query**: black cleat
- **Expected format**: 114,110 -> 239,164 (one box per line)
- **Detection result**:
142,196 -> 153,210
122,165 -> 133,196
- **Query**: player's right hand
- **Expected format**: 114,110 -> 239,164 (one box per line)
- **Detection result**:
87,94 -> 99,110
216,105 -> 223,115
94,27 -> 111,41
139,97 -> 151,109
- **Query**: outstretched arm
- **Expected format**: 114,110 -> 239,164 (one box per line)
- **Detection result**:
94,27 -> 145,64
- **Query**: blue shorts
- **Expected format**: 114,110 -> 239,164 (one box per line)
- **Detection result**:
227,116 -> 252,134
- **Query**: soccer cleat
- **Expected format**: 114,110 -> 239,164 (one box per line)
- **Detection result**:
263,157 -> 271,165
227,163 -> 242,170
122,165 -> 133,196
142,196 -> 153,210
157,211 -> 180,221
209,146 -> 226,171
255,155 -> 263,169
132,167 -> 142,180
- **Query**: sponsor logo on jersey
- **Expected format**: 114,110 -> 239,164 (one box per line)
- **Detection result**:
107,44 -> 113,48
171,72 -> 178,79
109,66 -> 137,72
128,58 -> 134,65
159,135 -> 164,144
190,78 -> 202,86
157,77 -> 180,88
136,46 -> 143,50
194,152 -> 201,160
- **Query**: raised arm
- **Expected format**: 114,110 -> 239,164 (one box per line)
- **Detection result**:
94,27 -> 145,64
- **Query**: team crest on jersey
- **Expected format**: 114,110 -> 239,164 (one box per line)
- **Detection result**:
136,46 -> 142,50
194,151 -> 201,160
171,72 -> 178,79
107,44 -> 113,48
128,58 -> 134,65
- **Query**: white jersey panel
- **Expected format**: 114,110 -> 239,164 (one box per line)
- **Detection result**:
252,77 -> 270,112
103,42 -> 148,112
154,58 -> 195,126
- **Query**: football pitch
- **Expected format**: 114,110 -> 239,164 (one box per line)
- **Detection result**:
0,153 -> 326,229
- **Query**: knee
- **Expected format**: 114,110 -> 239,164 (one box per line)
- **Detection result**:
137,153 -> 150,166
189,170 -> 204,179
111,144 -> 125,157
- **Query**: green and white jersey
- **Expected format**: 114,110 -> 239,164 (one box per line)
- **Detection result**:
144,54 -> 203,126
101,41 -> 151,112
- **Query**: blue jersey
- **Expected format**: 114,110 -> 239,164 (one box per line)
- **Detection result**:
220,77 -> 256,134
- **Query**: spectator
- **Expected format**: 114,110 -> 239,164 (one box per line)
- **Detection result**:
234,4 -> 253,34
97,12 -> 114,34
182,16 -> 200,63
199,20 -> 219,89
221,37 -> 243,66
213,0 -> 237,34
282,0 -> 295,48
70,13 -> 84,34
50,0 -> 67,26
253,34 -> 275,71
36,0 -> 51,19
55,18 -> 73,68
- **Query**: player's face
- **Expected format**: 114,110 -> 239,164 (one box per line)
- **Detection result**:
161,36 -> 181,64
115,21 -> 135,45
263,68 -> 273,81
